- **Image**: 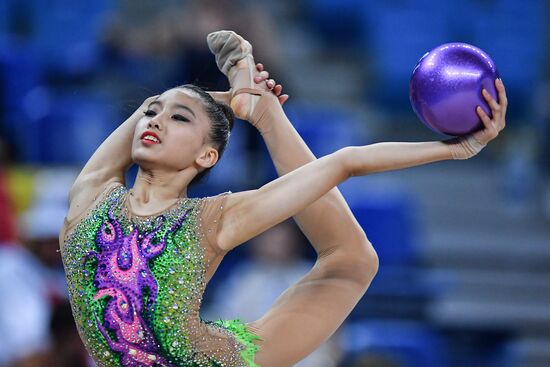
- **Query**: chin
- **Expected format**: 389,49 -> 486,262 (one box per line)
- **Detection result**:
131,149 -> 162,170
132,152 -> 189,173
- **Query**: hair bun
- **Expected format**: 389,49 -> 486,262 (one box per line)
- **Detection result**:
216,102 -> 235,131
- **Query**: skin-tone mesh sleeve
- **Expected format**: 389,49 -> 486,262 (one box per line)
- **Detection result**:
199,192 -> 232,283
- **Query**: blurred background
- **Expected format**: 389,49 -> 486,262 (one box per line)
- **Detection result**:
0,0 -> 549,366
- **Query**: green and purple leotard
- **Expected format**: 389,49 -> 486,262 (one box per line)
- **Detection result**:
61,184 -> 260,367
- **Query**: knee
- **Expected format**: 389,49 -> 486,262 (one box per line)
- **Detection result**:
352,238 -> 379,284
321,237 -> 378,286
344,230 -> 379,284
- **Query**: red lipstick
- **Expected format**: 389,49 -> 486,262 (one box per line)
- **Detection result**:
140,131 -> 161,145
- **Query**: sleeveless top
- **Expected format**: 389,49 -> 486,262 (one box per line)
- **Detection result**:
60,184 -> 260,367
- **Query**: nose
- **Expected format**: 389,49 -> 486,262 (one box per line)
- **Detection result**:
148,115 -> 162,130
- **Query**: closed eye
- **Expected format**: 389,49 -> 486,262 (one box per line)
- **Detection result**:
172,114 -> 189,122
144,110 -> 157,117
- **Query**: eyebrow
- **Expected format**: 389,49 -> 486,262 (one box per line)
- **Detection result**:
148,100 -> 196,118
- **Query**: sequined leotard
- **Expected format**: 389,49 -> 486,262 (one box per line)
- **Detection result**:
60,184 -> 260,367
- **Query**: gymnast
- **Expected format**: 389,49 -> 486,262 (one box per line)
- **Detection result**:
59,31 -> 507,367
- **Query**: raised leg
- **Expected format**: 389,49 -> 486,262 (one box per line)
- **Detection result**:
207,30 -> 378,367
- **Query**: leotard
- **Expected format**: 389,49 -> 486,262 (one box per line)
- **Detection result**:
60,184 -> 260,367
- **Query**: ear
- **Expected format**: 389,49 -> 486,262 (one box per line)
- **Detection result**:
195,145 -> 219,170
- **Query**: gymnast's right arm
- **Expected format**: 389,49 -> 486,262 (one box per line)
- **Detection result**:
65,96 -> 157,222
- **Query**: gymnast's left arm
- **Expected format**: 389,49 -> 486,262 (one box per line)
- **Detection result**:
214,79 -> 506,251
347,78 -> 507,170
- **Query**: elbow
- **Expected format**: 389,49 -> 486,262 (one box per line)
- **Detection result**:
336,146 -> 360,179
337,146 -> 373,178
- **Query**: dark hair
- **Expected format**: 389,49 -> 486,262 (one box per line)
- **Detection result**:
175,84 -> 235,185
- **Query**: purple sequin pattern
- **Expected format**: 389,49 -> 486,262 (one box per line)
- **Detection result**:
84,208 -> 188,366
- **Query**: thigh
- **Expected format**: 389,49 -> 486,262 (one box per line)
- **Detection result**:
246,257 -> 370,367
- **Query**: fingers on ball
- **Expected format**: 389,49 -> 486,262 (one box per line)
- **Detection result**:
494,79 -> 508,111
476,106 -> 491,125
497,81 -> 508,109
482,89 -> 501,113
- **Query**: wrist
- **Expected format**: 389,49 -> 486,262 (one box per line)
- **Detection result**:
444,136 -> 487,160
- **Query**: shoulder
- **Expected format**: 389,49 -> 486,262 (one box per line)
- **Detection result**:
197,191 -> 231,225
199,191 -> 231,211
61,181 -> 126,243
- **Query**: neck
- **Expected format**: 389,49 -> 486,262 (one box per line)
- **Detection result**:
131,166 -> 194,204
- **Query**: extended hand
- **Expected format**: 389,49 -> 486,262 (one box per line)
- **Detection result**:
446,78 -> 507,160
472,78 -> 507,145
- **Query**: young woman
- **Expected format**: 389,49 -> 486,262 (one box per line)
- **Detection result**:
59,31 -> 507,367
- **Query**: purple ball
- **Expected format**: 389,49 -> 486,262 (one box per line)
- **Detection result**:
409,42 -> 499,136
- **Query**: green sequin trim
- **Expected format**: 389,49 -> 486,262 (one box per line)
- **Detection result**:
214,319 -> 261,367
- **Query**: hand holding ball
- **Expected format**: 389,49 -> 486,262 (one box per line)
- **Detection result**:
409,43 -> 499,136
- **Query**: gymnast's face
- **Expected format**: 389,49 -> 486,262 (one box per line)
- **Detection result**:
131,88 -> 219,174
